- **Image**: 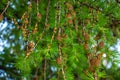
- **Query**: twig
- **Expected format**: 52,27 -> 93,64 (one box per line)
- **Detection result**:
45,0 -> 51,24
80,1 -> 118,20
29,1 -> 32,29
43,0 -> 51,80
34,0 -> 50,49
57,2 -> 66,79
58,28 -> 66,80
37,0 -> 39,12
1,0 -> 10,15
44,59 -> 47,80
94,72 -> 98,80
35,68 -> 38,75
34,32 -> 44,49
59,44 -> 66,80
80,2 -> 102,12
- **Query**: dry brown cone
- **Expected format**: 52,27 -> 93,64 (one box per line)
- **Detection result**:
23,30 -> 28,37
0,15 -> 4,22
28,41 -> 34,52
26,41 -> 34,58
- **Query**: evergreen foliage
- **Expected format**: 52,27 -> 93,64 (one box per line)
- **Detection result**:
0,0 -> 120,80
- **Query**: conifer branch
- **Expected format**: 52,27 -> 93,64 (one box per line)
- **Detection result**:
1,0 -> 10,15
34,0 -> 50,49
94,72 -> 98,80
45,0 -> 51,24
43,0 -> 51,80
80,2 -> 102,12
57,1 -> 66,79
29,2 -> 32,29
80,1 -> 118,20
35,66 -> 39,76
37,0 -> 39,12
58,37 -> 66,80
44,59 -> 47,80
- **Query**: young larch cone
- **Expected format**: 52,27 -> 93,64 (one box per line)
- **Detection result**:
83,32 -> 89,41
89,57 -> 100,72
84,43 -> 89,50
56,57 -> 62,64
56,35 -> 62,41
